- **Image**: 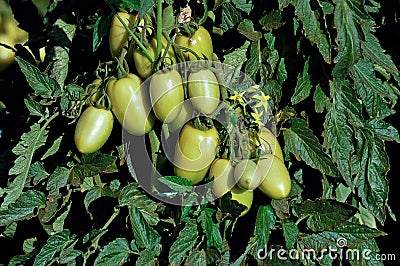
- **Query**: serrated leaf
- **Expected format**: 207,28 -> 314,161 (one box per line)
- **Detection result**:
29,161 -> 49,184
138,0 -> 156,19
24,98 -> 43,116
59,248 -> 81,264
159,175 -> 193,193
119,183 -> 160,226
354,127 -> 389,224
245,40 -> 261,78
291,59 -> 311,104
53,202 -> 71,232
33,230 -> 71,266
136,249 -> 158,266
365,118 -> 400,143
2,123 -> 48,210
162,5 -> 175,33
300,222 -> 386,253
3,222 -> 17,238
15,57 -> 61,97
349,239 -> 384,266
223,41 -> 250,69
48,19 -> 76,88
351,59 -> 398,104
277,58 -> 287,84
283,118 -> 337,176
221,3 -> 242,32
254,205 -> 275,254
282,219 -> 299,249
198,208 -> 222,251
293,0 -> 331,63
169,220 -> 199,265
148,129 -> 160,165
313,85 -> 330,113
93,14 -> 112,52
185,250 -> 207,266
84,185 -> 116,210
238,19 -> 262,41
231,236 -> 257,266
294,199 -> 357,231
23,237 -> 37,254
41,135 -> 63,160
94,238 -> 131,266
259,10 -> 285,31
129,205 -> 161,249
232,0 -> 252,14
119,0 -> 140,10
46,166 -> 69,192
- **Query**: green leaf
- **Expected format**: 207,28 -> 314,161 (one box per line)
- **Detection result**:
119,183 -> 160,226
223,41 -> 250,69
84,185 -> 116,210
282,219 -> 299,249
47,18 -> 76,88
169,220 -> 199,265
162,6 -> 175,34
94,238 -> 131,266
294,199 -> 357,231
365,118 -> 400,143
129,205 -> 161,249
0,190 -> 46,226
245,40 -> 262,78
46,167 -> 69,192
59,247 -> 82,264
349,239 -> 384,266
231,236 -> 257,266
259,10 -> 285,31
313,85 -> 330,113
119,0 -> 140,10
23,237 -> 38,254
15,57 -> 61,97
1,123 -> 48,210
159,175 -> 193,193
351,59 -> 398,104
255,205 -> 275,253
185,250 -> 207,266
53,202 -> 72,232
358,204 -> 377,229
221,3 -> 242,32
136,249 -> 158,266
24,98 -> 43,116
293,0 -> 331,62
33,230 -> 71,266
232,0 -> 252,14
291,59 -> 311,104
238,19 -> 262,41
93,14 -> 113,52
41,135 -> 63,160
3,222 -> 17,238
276,58 -> 287,84
138,0 -> 156,19
300,222 -> 386,253
198,208 -> 222,251
354,127 -> 389,224
283,118 -> 337,176
29,162 -> 49,184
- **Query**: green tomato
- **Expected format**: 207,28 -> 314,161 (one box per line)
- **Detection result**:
254,127 -> 284,160
174,123 -> 219,185
133,36 -> 176,79
0,34 -> 15,72
210,158 -> 235,198
150,69 -> 184,123
109,12 -> 135,59
107,74 -> 154,136
188,69 -> 220,115
257,154 -> 291,199
168,100 -> 195,133
74,106 -> 114,154
234,159 -> 263,191
175,26 -> 213,61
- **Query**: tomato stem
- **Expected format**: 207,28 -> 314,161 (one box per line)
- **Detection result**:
156,0 -> 163,60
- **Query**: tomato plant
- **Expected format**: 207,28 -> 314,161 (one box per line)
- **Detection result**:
0,0 -> 399,265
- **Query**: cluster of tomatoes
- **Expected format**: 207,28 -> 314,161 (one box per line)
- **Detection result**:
74,10 -> 291,215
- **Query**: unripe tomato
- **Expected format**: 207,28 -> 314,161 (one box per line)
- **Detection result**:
188,69 -> 220,114
175,26 -> 213,61
252,127 -> 284,160
0,34 -> 15,72
109,12 -> 135,59
210,158 -> 235,198
74,106 -> 114,154
168,100 -> 194,133
150,69 -> 184,123
221,186 -> 253,217
234,159 -> 263,191
257,154 -> 291,199
2,18 -> 28,43
174,123 -> 219,184
133,36 -> 176,79
107,74 -> 154,136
